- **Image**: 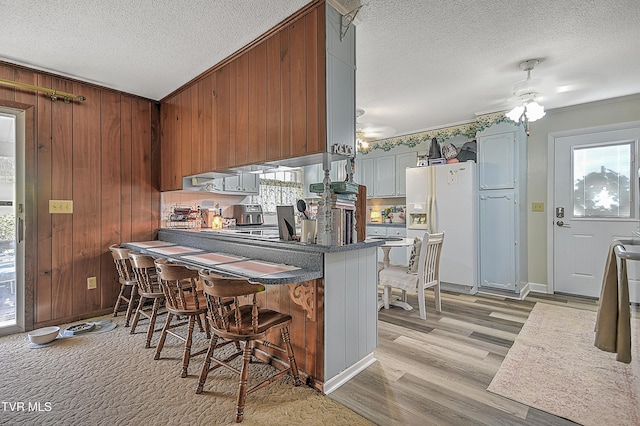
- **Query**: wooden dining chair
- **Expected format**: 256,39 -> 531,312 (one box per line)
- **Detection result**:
378,231 -> 444,319
154,259 -> 210,378
197,270 -> 302,423
109,244 -> 138,327
128,252 -> 165,348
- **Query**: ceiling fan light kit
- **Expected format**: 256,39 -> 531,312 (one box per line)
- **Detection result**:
505,59 -> 546,126
505,100 -> 545,122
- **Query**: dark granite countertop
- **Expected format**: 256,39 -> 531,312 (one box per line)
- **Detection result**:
366,222 -> 406,228
124,228 -> 383,285
160,228 -> 384,254
123,240 -> 323,285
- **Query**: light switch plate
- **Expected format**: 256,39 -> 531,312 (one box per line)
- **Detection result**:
532,202 -> 544,212
87,277 -> 97,290
49,200 -> 73,214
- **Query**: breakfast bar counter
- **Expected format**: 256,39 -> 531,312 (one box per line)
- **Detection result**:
127,228 -> 383,394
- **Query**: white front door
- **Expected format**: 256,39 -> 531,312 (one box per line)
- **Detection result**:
552,125 -> 640,300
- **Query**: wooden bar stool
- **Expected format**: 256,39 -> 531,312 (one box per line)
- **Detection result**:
109,244 -> 138,327
154,259 -> 211,378
197,270 -> 302,423
128,252 -> 165,348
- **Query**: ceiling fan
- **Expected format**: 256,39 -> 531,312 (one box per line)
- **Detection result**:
355,108 -> 395,143
499,58 -> 599,121
510,60 -> 543,100
505,59 -> 546,123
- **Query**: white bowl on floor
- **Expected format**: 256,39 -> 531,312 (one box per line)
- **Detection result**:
28,326 -> 60,345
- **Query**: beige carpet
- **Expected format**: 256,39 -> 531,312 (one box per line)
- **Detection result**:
0,314 -> 372,425
488,303 -> 640,426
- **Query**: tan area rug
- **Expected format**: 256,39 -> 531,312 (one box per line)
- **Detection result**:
488,303 -> 640,426
0,314 -> 372,426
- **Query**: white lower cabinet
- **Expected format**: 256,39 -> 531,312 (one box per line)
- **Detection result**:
479,191 -> 516,291
367,226 -> 386,237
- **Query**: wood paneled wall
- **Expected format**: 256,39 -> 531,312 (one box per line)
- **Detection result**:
0,62 -> 160,329
256,279 -> 325,386
160,1 -> 326,190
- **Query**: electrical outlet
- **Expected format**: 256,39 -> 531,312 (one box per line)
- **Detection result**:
49,200 -> 73,214
532,202 -> 545,212
87,277 -> 97,290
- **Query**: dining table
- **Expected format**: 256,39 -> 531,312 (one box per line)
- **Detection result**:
370,237 -> 415,311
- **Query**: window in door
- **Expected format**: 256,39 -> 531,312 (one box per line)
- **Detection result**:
0,113 -> 16,328
573,142 -> 633,218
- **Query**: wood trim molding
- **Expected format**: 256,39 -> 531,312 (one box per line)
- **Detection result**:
287,281 -> 316,321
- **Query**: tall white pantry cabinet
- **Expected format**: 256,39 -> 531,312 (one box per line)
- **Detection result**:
477,122 -> 528,296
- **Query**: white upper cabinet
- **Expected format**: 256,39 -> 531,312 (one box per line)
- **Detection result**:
241,173 -> 259,193
395,152 -> 418,196
223,174 -> 259,194
355,157 -> 375,198
478,132 -> 515,190
355,152 -> 415,198
374,156 -> 397,197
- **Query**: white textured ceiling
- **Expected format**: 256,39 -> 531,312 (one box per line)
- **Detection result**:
1,0 -> 640,140
0,0 -> 310,100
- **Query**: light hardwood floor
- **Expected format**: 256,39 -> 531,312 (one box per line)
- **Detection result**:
329,290 -> 606,425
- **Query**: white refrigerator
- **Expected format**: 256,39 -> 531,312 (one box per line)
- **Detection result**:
405,162 -> 478,292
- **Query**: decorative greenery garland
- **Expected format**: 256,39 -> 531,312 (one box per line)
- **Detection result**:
357,112 -> 515,154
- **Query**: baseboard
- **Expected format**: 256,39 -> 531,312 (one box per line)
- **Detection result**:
477,283 -> 530,300
528,282 -> 550,294
441,282 -> 478,295
519,282 -> 531,300
322,352 -> 376,395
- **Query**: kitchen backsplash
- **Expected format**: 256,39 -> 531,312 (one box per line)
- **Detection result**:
161,192 -> 407,226
367,198 -> 406,224
160,191 -> 249,222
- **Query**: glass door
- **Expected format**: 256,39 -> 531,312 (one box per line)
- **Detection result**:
0,113 -> 18,330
